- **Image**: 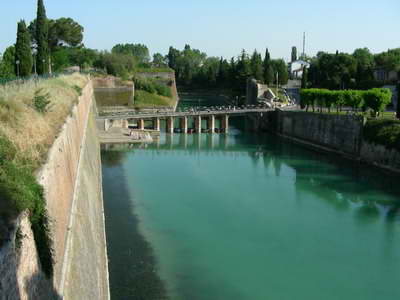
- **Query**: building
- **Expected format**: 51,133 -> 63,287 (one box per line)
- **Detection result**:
373,68 -> 399,82
289,60 -> 310,79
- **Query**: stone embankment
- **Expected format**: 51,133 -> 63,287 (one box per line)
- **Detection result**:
0,79 -> 110,299
257,110 -> 400,173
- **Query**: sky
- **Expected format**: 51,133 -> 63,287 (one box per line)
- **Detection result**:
1,0 -> 399,61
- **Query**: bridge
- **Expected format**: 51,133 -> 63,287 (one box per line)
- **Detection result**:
97,105 -> 280,134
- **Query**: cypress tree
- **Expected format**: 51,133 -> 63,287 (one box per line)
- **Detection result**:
301,67 -> 308,89
263,48 -> 273,85
291,46 -> 297,62
36,0 -> 49,75
250,50 -> 263,81
15,20 -> 33,77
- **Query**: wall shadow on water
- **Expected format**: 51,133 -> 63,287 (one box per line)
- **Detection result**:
101,150 -> 168,300
261,133 -> 400,224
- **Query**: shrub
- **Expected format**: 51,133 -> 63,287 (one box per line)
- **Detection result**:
133,77 -> 172,98
364,119 -> 400,151
0,135 -> 53,276
33,88 -> 52,113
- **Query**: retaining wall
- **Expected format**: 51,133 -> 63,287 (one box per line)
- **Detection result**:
37,80 -> 109,299
0,79 -> 109,299
258,110 -> 400,172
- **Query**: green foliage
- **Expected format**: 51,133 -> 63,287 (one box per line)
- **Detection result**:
300,88 -> 392,114
271,59 -> 289,85
364,119 -> 400,151
33,88 -> 51,113
133,77 -> 172,98
36,0 -> 49,75
397,84 -> 400,119
0,46 -> 16,78
134,90 -> 173,108
301,67 -> 308,89
0,135 -> 53,277
363,88 -> 392,116
291,46 -> 297,62
15,20 -> 33,77
250,50 -> 263,81
263,48 -> 273,85
152,53 -> 167,68
112,43 -> 150,65
94,52 -> 135,77
73,85 -> 82,96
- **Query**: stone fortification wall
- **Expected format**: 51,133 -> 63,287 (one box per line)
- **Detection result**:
258,110 -> 400,172
273,111 -> 363,156
246,78 -> 269,105
0,213 -> 59,299
38,82 -> 94,285
0,79 -> 109,299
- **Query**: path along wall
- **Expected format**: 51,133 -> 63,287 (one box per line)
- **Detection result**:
258,110 -> 400,172
0,80 -> 109,299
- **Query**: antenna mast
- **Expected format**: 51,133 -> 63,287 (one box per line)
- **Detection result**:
302,32 -> 306,59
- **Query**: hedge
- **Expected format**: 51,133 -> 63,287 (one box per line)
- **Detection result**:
300,88 -> 392,116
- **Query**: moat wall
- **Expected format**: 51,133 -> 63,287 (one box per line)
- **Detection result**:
0,80 -> 109,299
257,110 -> 400,172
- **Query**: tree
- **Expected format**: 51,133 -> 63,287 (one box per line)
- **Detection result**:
36,0 -> 49,74
272,59 -> 289,85
397,83 -> 400,119
0,46 -> 16,78
291,46 -> 297,62
112,43 -> 150,65
152,53 -> 167,67
15,20 -> 33,77
263,48 -> 273,84
250,50 -> 263,81
301,67 -> 308,89
353,48 -> 374,84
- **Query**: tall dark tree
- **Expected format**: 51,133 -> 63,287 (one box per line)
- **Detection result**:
36,0 -> 49,74
263,48 -> 273,84
301,67 -> 308,89
291,46 -> 297,62
15,20 -> 33,77
250,50 -> 263,81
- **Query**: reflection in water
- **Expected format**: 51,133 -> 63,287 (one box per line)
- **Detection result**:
102,130 -> 400,300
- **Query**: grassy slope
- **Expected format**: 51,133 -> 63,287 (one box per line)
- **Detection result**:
134,90 -> 175,108
0,73 -> 88,166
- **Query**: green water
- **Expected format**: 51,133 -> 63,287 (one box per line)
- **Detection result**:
102,128 -> 400,300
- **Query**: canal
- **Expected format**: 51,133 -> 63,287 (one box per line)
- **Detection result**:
101,93 -> 400,300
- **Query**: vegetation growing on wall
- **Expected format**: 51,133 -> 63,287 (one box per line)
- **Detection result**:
133,77 -> 172,98
364,119 -> 400,151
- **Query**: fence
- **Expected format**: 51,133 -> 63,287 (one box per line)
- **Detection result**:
0,70 -> 83,86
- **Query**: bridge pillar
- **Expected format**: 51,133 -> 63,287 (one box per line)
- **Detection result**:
207,115 -> 215,133
167,117 -> 174,133
221,115 -> 229,133
104,119 -> 111,131
195,116 -> 202,133
138,119 -> 145,130
180,116 -> 188,134
154,118 -> 160,131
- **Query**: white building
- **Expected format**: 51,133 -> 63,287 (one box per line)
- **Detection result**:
289,60 -> 310,79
